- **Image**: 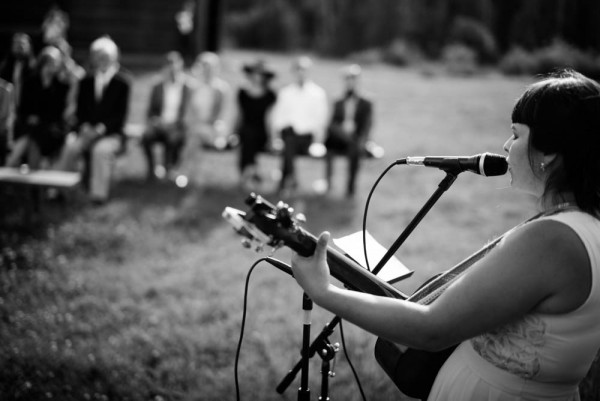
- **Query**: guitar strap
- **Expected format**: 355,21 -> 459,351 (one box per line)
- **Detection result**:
408,206 -> 575,305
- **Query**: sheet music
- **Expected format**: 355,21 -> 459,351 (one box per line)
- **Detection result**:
333,231 -> 412,283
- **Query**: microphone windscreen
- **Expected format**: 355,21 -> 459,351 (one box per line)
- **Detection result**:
481,153 -> 508,176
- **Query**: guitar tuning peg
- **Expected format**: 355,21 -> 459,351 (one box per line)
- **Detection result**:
241,238 -> 252,249
295,213 -> 307,223
275,204 -> 294,228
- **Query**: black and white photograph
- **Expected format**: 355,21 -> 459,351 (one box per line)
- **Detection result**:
1,1 -> 600,400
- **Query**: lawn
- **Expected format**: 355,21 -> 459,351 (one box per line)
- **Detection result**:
1,51 -> 597,400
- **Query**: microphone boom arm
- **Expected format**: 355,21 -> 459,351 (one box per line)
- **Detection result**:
372,171 -> 458,275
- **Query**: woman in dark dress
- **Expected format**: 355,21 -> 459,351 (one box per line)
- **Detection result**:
7,46 -> 69,168
236,60 -> 277,189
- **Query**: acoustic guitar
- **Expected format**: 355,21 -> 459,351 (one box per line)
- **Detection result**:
223,193 -> 506,400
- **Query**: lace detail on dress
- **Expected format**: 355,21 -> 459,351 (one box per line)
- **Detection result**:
471,315 -> 547,379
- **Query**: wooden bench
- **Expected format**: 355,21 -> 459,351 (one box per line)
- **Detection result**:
0,167 -> 81,188
0,167 -> 81,223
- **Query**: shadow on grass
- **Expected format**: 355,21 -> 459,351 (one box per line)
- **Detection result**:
112,178 -> 363,238
0,352 -> 177,401
111,178 -> 249,235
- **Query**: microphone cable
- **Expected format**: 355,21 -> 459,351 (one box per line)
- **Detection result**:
235,257 -> 268,401
362,158 -> 407,271
339,319 -> 367,401
234,257 -> 368,401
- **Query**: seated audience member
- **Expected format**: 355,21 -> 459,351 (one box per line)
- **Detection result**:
186,51 -> 230,147
271,56 -> 328,194
0,78 -> 13,165
55,40 -> 85,128
235,59 -> 277,190
35,7 -> 82,126
141,51 -> 192,181
0,32 -> 35,114
56,36 -> 131,204
324,64 -> 373,198
175,52 -> 230,187
7,46 -> 69,169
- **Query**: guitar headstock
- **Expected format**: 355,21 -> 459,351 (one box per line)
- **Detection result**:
222,193 -> 315,256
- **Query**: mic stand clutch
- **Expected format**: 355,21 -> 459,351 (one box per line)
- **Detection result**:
277,314 -> 341,400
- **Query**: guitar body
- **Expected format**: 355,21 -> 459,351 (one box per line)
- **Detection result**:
375,339 -> 456,400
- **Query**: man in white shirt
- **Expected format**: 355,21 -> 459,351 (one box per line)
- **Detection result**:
271,56 -> 328,193
141,51 -> 191,181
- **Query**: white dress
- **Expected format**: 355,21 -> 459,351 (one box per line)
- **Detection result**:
428,211 -> 600,401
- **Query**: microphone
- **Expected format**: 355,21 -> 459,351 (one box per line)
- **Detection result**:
404,152 -> 507,176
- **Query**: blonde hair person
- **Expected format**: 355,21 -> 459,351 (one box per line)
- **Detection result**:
55,36 -> 131,204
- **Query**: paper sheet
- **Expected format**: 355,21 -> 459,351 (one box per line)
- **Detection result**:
333,231 -> 412,283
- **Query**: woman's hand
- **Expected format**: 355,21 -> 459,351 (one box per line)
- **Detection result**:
291,231 -> 333,302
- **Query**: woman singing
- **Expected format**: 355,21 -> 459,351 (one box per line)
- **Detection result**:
291,69 -> 600,401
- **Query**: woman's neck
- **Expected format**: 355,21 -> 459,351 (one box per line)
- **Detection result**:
540,191 -> 577,213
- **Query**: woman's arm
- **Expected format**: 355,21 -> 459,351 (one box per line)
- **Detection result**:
291,219 -> 590,351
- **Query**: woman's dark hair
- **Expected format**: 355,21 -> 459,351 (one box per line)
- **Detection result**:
511,69 -> 600,215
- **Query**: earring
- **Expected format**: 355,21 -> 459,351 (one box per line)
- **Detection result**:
539,162 -> 546,172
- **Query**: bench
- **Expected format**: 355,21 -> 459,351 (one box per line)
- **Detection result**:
0,167 -> 81,188
126,123 -> 385,159
0,167 -> 81,223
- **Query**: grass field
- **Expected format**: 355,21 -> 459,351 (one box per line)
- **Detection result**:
1,51 -> 598,400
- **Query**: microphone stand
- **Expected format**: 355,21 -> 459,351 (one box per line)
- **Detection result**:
276,170 -> 460,397
372,170 -> 458,275
277,316 -> 341,397
299,292 -> 312,400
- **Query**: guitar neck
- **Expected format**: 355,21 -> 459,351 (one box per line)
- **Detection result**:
286,226 -> 408,300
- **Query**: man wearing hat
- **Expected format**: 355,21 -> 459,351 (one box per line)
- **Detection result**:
236,59 -> 277,190
324,64 -> 373,198
271,56 -> 328,194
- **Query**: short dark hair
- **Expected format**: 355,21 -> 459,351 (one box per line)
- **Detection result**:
511,69 -> 600,215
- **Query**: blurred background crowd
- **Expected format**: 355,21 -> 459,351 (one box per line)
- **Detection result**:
2,0 -> 600,207
0,1 -> 383,205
